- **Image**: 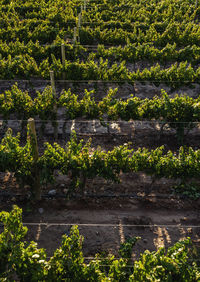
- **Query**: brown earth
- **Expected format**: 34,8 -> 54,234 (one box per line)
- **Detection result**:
0,171 -> 200,260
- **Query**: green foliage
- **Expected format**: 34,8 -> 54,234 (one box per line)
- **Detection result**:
119,237 -> 141,259
34,85 -> 56,120
1,54 -> 200,84
1,85 -> 200,143
173,182 -> 200,200
0,0 -> 200,82
0,127 -> 200,197
0,206 -> 27,278
0,206 -> 199,281
0,128 -> 33,186
130,238 -> 200,281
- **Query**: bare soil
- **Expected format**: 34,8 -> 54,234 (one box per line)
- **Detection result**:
0,173 -> 200,260
1,198 -> 200,260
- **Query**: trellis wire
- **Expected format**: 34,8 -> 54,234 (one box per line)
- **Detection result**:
0,191 -> 189,200
19,223 -> 200,228
45,257 -> 200,261
0,120 -> 200,124
0,79 -> 197,83
3,41 -> 189,49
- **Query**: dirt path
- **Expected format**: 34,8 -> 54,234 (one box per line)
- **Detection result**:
20,200 -> 200,259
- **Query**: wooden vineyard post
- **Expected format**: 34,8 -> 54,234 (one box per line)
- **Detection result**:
50,70 -> 58,140
50,70 -> 56,94
73,27 -> 77,46
77,13 -> 82,43
78,13 -> 82,42
28,118 -> 41,201
78,13 -> 81,29
2,92 -> 8,131
61,43 -> 66,80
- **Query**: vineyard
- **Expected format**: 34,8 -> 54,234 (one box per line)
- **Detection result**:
0,0 -> 200,280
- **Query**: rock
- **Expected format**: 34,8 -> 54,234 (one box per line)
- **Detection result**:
63,189 -> 68,194
60,184 -> 65,188
27,192 -> 31,199
143,239 -> 147,243
48,189 -> 56,196
38,208 -> 44,214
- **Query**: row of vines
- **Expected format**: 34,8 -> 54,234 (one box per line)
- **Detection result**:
1,0 -> 200,83
1,57 -> 200,87
1,41 -> 200,65
0,0 -> 200,46
1,0 -> 200,280
0,126 -> 199,198
1,84 -> 200,142
1,206 -> 199,281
